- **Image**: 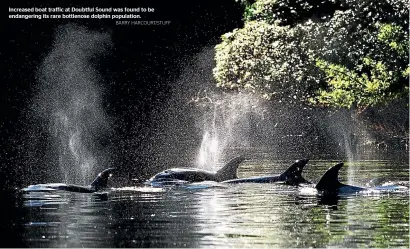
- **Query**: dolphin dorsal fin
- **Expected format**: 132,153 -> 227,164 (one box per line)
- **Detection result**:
215,156 -> 246,181
90,168 -> 116,191
280,159 -> 309,180
315,163 -> 344,191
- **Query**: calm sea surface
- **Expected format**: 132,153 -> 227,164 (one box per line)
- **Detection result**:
5,152 -> 410,248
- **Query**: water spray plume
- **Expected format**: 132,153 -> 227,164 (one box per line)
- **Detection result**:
195,91 -> 267,171
35,24 -> 112,185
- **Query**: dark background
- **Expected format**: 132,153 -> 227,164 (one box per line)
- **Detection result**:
2,3 -> 242,244
1,0 -> 244,188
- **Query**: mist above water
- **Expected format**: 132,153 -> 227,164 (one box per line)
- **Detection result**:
35,24 -> 112,185
29,28 -> 393,184
194,91 -> 267,171
146,48 -> 269,172
156,47 -> 386,174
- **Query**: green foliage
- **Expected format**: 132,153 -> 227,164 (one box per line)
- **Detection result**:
214,20 -> 314,101
312,58 -> 404,108
312,22 -> 409,108
214,0 -> 409,108
243,0 -> 330,25
377,23 -> 408,56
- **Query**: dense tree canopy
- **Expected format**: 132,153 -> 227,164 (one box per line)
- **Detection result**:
214,0 -> 409,108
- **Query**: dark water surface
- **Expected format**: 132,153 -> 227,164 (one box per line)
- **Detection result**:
7,155 -> 410,248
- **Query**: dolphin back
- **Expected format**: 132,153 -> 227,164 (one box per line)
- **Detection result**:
90,168 -> 116,191
215,156 -> 246,181
22,168 -> 116,193
279,159 -> 310,185
315,163 -> 344,191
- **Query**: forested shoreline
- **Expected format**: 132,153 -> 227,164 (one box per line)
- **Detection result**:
213,0 -> 409,149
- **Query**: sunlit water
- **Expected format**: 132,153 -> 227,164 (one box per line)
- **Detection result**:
10,155 -> 410,248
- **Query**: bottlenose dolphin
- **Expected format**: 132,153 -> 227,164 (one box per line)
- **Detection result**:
316,163 -> 406,195
146,156 -> 246,186
315,163 -> 364,195
22,168 -> 116,193
222,159 -> 310,185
